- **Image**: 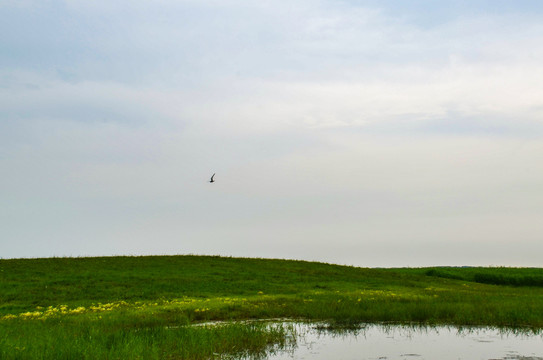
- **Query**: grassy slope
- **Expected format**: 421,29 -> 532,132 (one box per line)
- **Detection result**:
0,255 -> 415,313
2,255 -> 543,325
1,255 -> 543,359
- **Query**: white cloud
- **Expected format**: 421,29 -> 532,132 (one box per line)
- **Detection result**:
2,1 -> 543,264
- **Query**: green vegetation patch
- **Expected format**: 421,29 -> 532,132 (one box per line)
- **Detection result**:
1,255 -> 543,359
416,267 -> 543,287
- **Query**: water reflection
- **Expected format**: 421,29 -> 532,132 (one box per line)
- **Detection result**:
266,323 -> 543,360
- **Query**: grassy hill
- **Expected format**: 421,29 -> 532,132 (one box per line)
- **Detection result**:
1,255 -> 421,313
1,255 -> 543,359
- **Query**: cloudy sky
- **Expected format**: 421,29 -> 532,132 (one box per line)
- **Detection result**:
2,0 -> 543,266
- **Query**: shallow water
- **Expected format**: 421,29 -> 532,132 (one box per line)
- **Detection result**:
267,323 -> 543,360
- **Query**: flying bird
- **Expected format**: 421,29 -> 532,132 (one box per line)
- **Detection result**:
209,173 -> 215,183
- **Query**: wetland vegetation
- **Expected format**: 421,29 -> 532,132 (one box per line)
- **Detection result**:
1,255 -> 543,359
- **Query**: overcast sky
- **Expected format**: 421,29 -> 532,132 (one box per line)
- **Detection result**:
2,0 -> 543,266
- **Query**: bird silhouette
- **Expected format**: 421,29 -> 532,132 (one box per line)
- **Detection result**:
209,173 -> 215,183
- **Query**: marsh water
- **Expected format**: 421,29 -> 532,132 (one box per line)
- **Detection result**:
265,323 -> 543,360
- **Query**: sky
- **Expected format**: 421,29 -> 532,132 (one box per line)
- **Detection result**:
2,0 -> 543,267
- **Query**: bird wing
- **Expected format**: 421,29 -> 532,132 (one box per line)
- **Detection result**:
211,173 -> 215,181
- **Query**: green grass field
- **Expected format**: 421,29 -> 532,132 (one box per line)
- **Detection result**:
1,255 -> 543,359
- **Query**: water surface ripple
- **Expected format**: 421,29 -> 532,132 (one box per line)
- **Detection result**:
266,323 -> 543,360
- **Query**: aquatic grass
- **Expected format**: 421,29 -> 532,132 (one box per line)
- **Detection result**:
0,317 -> 293,360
